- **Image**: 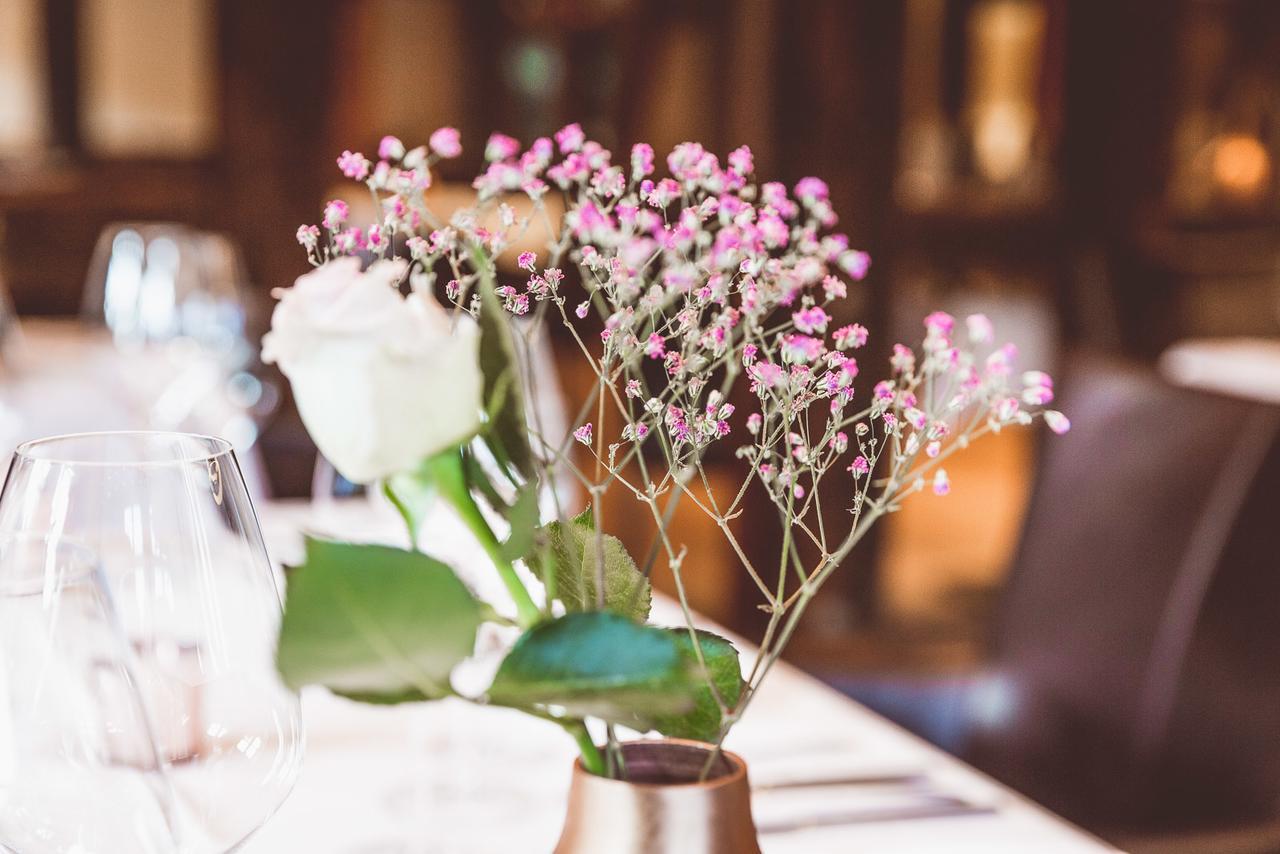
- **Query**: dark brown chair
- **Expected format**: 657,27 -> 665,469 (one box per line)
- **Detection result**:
966,355 -> 1280,848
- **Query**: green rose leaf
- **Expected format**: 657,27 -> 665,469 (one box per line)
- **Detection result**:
500,481 -> 541,563
652,629 -> 744,742
473,254 -> 536,482
383,461 -> 436,544
530,508 -> 652,621
276,538 -> 482,703
487,612 -> 699,726
461,446 -> 513,519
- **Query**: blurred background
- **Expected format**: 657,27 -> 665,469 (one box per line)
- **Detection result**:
2,1 -> 1280,849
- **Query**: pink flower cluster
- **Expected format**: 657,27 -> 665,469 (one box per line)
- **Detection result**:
297,124 -> 1068,512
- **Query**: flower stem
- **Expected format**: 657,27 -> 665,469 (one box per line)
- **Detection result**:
564,721 -> 605,776
426,449 -> 542,627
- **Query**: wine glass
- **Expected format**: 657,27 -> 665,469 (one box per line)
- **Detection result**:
79,224 -> 276,500
0,432 -> 303,853
0,532 -> 182,852
81,223 -> 250,364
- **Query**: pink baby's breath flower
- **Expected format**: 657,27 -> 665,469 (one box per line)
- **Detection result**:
849,456 -> 870,476
575,301 -> 590,319
1044,410 -> 1071,435
644,333 -> 666,359
996,397 -> 1020,421
758,211 -> 789,249
792,306 -> 831,335
742,343 -> 758,366
986,344 -> 1018,377
874,380 -> 895,400
630,143 -> 655,180
668,142 -> 710,182
378,135 -> 405,161
337,150 -> 370,180
295,224 -> 320,248
1023,385 -> 1054,406
746,413 -> 762,434
573,423 -> 593,445
822,275 -> 847,301
933,469 -> 951,496
522,178 -> 549,200
1023,370 -> 1054,389
782,334 -> 825,363
926,440 -> 941,458
794,176 -> 829,202
406,236 -> 429,259
836,324 -> 869,350
924,311 -> 955,336
751,362 -> 787,391
904,407 -> 927,430
625,379 -> 642,398
839,250 -> 871,280
728,145 -> 754,176
334,227 -> 365,252
760,181 -> 789,208
966,313 -> 994,343
556,123 -> 585,154
517,251 -> 537,271
322,200 -> 348,230
429,126 -> 462,158
891,344 -> 916,374
485,133 -> 521,162
831,431 -> 849,453
646,178 -> 681,208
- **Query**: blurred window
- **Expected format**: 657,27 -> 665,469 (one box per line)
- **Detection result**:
0,0 -> 50,155
79,0 -> 217,157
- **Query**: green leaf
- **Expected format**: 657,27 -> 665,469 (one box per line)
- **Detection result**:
276,538 -> 481,702
531,508 -> 652,621
461,446 -> 512,519
652,630 -> 744,742
486,612 -> 699,726
473,252 -> 535,482
384,462 -> 436,544
500,481 -> 540,563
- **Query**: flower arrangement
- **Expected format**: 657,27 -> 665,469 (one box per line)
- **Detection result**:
266,124 -> 1069,780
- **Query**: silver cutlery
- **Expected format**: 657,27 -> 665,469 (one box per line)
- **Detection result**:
756,798 -> 998,834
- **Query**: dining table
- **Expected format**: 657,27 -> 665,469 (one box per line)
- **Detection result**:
242,498 -> 1122,854
0,318 -> 1121,853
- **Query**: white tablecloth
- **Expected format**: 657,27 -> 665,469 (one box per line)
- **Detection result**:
245,500 -> 1119,854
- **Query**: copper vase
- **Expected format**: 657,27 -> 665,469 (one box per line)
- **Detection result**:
554,738 -> 762,854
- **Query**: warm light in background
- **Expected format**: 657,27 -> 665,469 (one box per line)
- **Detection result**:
967,0 -> 1046,185
1212,132 -> 1272,201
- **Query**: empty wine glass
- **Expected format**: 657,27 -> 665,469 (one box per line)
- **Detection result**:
81,224 -> 250,366
0,532 -> 182,852
79,224 -> 276,501
0,432 -> 303,853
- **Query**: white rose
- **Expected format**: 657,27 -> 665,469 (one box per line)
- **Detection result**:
263,257 -> 483,484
